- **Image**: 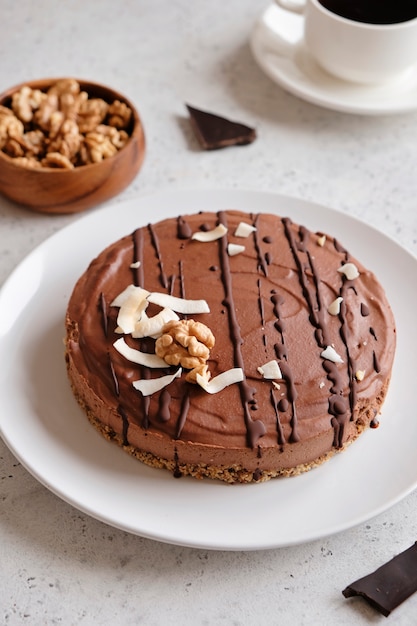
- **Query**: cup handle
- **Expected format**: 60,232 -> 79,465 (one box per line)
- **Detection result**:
274,0 -> 306,14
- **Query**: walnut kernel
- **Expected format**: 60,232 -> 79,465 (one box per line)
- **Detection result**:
155,319 -> 215,384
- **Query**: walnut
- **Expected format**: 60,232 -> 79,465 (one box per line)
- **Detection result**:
12,156 -> 42,169
11,86 -> 45,123
47,110 -> 65,139
23,129 -> 45,156
0,105 -> 15,118
3,129 -> 45,158
185,363 -> 210,384
11,86 -> 33,123
95,124 -> 129,149
42,151 -> 74,169
0,109 -> 24,149
34,93 -> 59,131
83,131 -> 117,163
60,90 -> 87,121
107,99 -> 132,130
77,98 -> 109,133
155,319 -> 215,384
47,118 -> 81,161
47,78 -> 80,97
3,137 -> 25,158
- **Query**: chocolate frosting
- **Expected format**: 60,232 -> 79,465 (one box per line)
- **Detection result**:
66,210 -> 396,478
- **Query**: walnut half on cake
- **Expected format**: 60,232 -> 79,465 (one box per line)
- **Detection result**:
65,210 -> 396,483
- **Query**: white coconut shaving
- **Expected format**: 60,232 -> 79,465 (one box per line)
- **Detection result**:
147,292 -> 209,314
132,308 -> 179,339
196,368 -> 244,394
191,224 -> 228,242
338,262 -> 360,280
113,337 -> 169,368
327,297 -> 343,316
227,243 -> 245,257
257,360 -> 282,380
111,285 -> 150,334
132,368 -> 182,396
234,222 -> 256,238
320,345 -> 344,364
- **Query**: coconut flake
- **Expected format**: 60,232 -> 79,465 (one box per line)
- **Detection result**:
132,308 -> 179,338
130,261 -> 141,269
227,243 -> 245,257
111,285 -> 150,334
133,368 -> 182,396
257,360 -> 282,380
111,284 -> 149,307
321,345 -> 344,364
327,296 -> 343,316
317,235 -> 326,247
338,262 -> 360,280
147,292 -> 209,314
196,368 -> 244,394
234,222 -> 256,238
113,337 -> 169,368
191,224 -> 228,242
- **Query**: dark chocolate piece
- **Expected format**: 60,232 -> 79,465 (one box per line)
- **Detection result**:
342,542 -> 417,617
186,104 -> 256,150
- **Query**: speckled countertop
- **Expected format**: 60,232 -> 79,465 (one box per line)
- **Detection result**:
1,1 -> 417,624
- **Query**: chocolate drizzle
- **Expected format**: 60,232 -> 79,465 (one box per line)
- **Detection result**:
108,353 -> 119,397
132,228 -> 144,286
141,391 -> 150,429
176,391 -> 190,439
270,389 -> 286,448
373,350 -> 381,373
148,222 -> 168,289
173,448 -> 182,478
257,278 -> 265,328
270,291 -> 299,443
282,218 -> 331,347
100,292 -> 108,337
117,404 -> 129,446
177,215 -> 192,239
158,388 -> 171,423
254,214 -> 268,277
179,260 -> 186,301
218,211 -> 266,448
338,294 -> 357,422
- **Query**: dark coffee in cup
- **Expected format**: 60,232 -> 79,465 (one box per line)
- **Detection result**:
318,0 -> 417,25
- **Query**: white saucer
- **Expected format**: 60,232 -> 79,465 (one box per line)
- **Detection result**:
250,4 -> 417,115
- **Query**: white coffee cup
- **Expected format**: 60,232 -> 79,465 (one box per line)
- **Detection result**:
275,0 -> 417,84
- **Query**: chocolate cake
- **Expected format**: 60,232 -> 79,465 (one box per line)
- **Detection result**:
65,210 -> 396,483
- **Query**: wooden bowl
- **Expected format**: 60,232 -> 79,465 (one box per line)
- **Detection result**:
0,78 -> 145,214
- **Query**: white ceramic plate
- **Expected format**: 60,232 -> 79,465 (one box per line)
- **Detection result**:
0,188 -> 416,551
251,4 -> 417,115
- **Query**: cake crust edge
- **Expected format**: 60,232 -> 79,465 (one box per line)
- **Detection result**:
66,352 -> 390,484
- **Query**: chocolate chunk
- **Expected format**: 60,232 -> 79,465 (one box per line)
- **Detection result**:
186,104 -> 256,150
342,542 -> 417,617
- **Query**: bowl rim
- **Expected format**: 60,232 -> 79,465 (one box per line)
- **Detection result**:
0,76 -> 144,173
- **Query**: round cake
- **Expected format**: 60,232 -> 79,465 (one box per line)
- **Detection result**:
65,210 -> 396,483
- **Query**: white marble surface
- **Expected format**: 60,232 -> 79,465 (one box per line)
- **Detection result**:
1,1 -> 417,624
